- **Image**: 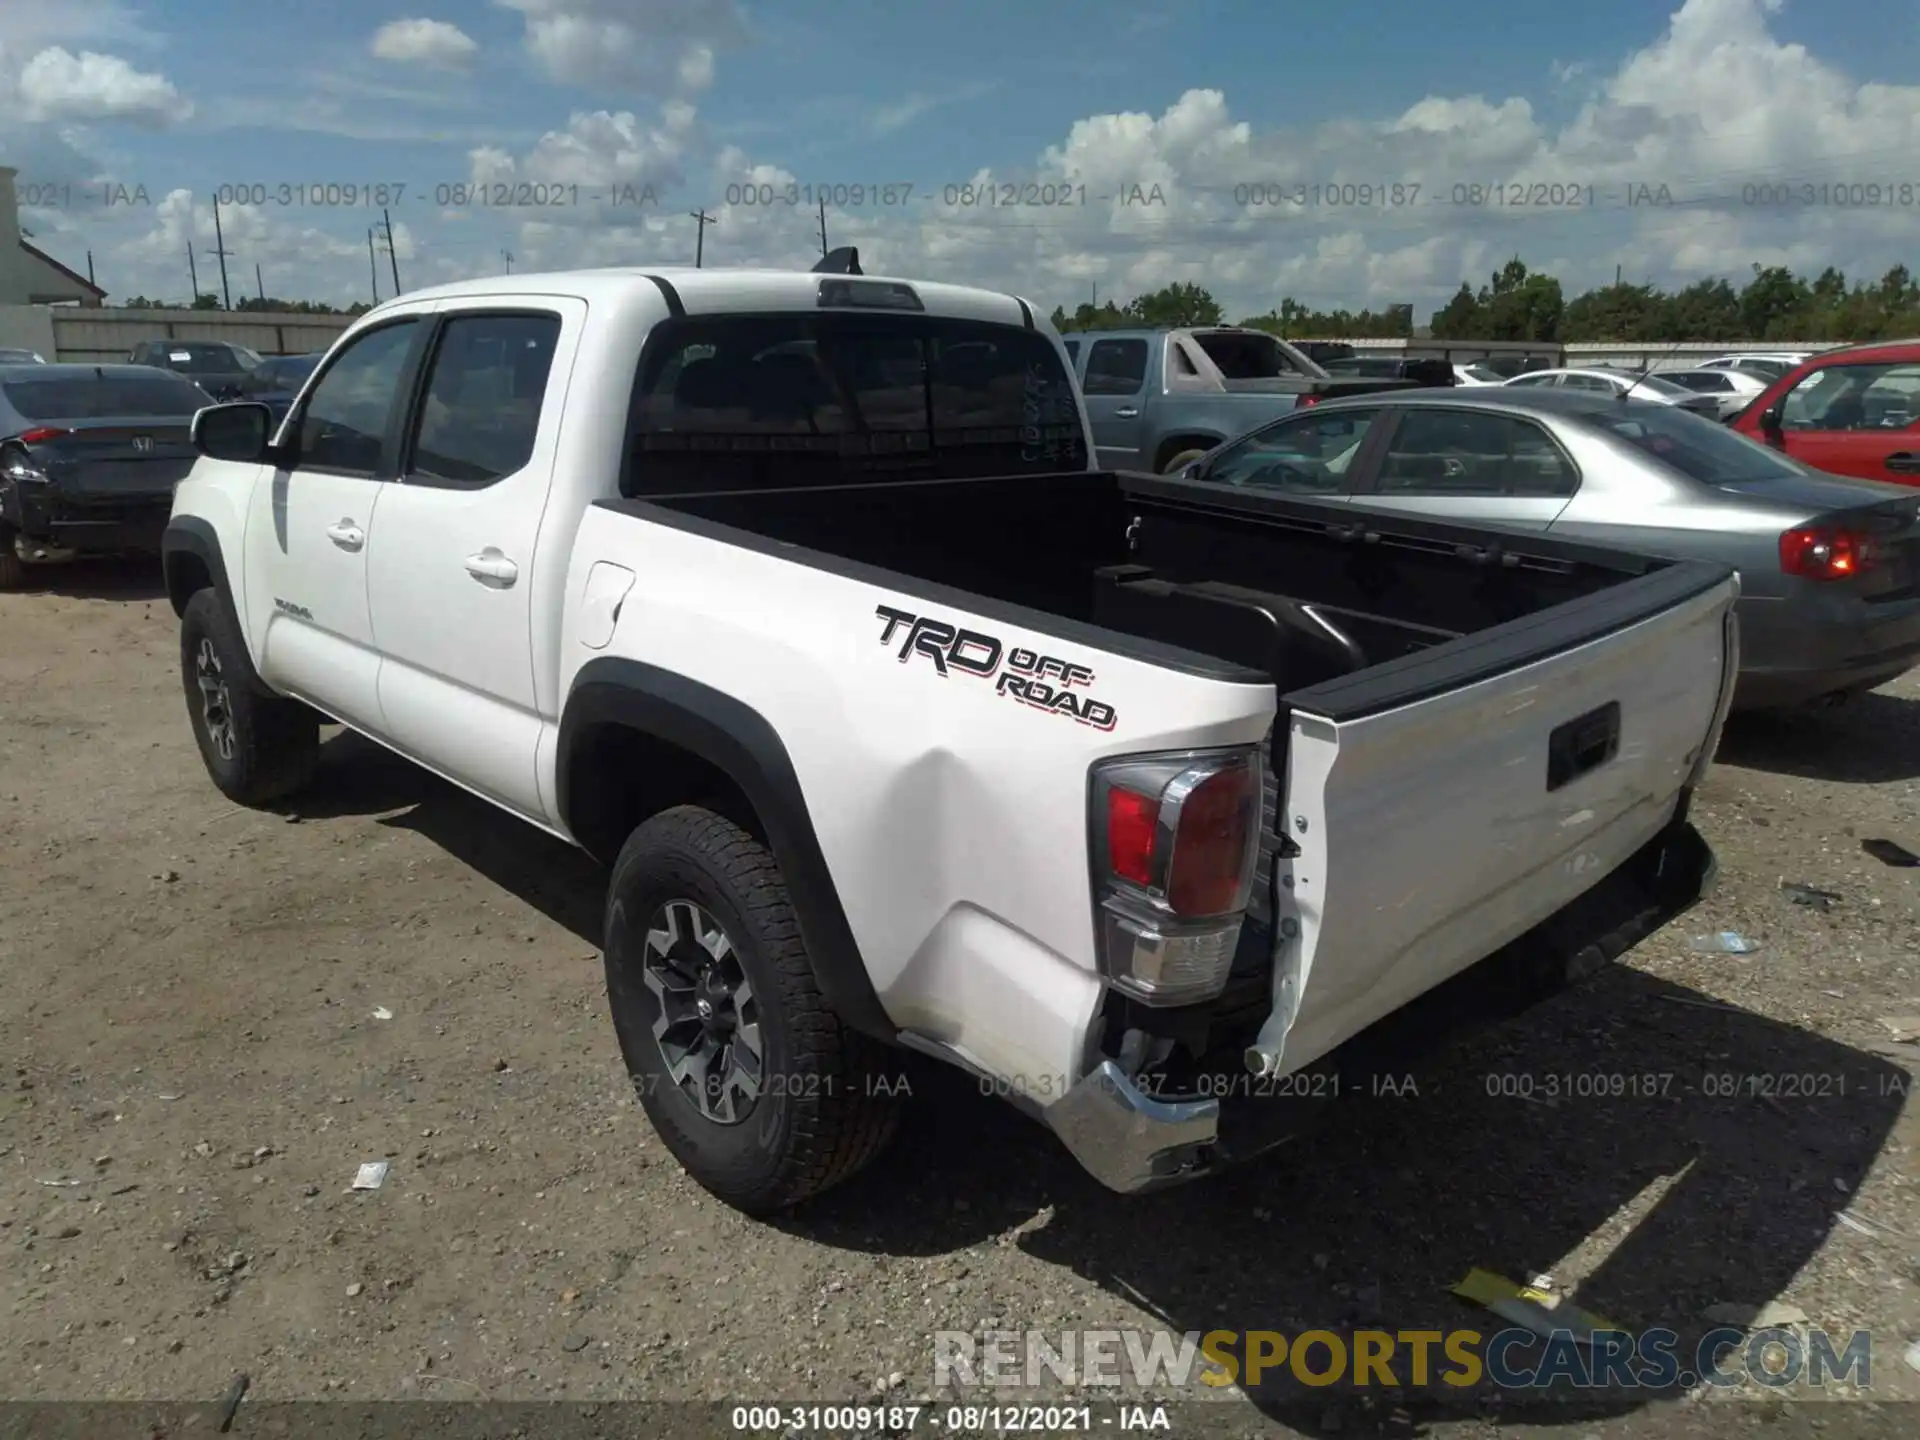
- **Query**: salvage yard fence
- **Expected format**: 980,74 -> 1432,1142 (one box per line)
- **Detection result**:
0,305 -> 356,364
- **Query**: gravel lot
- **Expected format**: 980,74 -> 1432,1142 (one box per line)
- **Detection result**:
4,564 -> 1919,1439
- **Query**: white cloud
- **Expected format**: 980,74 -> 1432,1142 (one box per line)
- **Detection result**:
370,18 -> 479,70
497,0 -> 742,95
14,46 -> 190,124
61,0 -> 1920,321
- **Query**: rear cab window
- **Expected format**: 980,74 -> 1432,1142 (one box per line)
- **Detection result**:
623,314 -> 1087,495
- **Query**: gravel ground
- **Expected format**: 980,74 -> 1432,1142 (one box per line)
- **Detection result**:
4,563 -> 1920,1439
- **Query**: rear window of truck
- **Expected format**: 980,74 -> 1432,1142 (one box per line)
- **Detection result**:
623,314 -> 1087,494
4,375 -> 211,420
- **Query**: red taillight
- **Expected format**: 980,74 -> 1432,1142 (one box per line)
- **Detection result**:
1167,766 -> 1257,915
17,427 -> 70,444
1780,526 -> 1873,580
1090,748 -> 1263,1006
1106,787 -> 1159,889
1297,394 -> 1323,408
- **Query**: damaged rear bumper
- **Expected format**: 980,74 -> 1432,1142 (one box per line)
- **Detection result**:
1042,811 -> 1719,1195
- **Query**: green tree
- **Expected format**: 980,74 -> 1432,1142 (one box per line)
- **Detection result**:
1126,282 -> 1222,328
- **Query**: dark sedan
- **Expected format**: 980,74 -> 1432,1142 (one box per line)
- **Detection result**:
127,339 -> 262,400
0,364 -> 212,587
236,352 -> 322,423
1178,386 -> 1920,709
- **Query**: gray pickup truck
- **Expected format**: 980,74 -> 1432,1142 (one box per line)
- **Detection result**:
1060,326 -> 1434,474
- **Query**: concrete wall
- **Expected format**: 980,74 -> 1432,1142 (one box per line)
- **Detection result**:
0,306 -> 59,359
1329,338 -> 1844,372
28,306 -> 356,362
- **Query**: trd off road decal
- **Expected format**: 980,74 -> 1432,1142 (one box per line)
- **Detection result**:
874,605 -> 1117,730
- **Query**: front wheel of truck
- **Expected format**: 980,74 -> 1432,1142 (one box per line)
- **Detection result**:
603,805 -> 903,1215
179,587 -> 320,806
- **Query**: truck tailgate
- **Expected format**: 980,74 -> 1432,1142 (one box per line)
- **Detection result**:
1249,569 -> 1739,1075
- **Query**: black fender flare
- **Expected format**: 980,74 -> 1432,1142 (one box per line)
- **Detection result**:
558,657 -> 897,1043
161,516 -> 233,618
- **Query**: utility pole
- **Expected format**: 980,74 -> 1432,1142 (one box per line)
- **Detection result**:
1615,263 -> 1623,286
255,263 -> 265,302
817,198 -> 828,257
87,251 -> 94,287
367,228 -> 380,304
382,208 -> 401,294
209,194 -> 233,309
502,249 -> 514,274
689,208 -> 713,268
188,243 -> 200,304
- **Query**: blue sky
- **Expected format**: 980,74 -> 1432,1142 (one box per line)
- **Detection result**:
4,0 -> 1918,315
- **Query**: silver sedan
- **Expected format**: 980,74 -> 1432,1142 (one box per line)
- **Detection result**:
1181,387 -> 1920,709
1501,366 -> 1728,419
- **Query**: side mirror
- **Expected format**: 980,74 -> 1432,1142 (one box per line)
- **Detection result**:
1759,402 -> 1785,439
192,401 -> 276,462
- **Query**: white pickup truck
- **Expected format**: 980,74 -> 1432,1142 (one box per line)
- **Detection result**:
162,256 -> 1739,1215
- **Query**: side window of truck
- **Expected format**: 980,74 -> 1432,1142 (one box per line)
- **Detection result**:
404,312 -> 561,487
1082,339 -> 1147,396
1375,410 -> 1579,497
293,320 -> 421,477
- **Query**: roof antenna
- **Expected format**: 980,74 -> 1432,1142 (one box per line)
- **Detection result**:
812,246 -> 861,276
1618,336 -> 1689,404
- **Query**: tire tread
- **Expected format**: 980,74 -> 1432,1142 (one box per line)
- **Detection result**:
611,806 -> 901,1213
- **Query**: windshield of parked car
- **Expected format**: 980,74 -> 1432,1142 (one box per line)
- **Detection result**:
1590,403 -> 1809,483
4,374 -> 211,420
1461,364 -> 1504,382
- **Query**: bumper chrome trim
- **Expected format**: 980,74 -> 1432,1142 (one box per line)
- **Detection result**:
1043,1060 -> 1218,1193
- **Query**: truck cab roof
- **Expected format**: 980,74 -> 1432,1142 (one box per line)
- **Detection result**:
365,267 -> 1047,333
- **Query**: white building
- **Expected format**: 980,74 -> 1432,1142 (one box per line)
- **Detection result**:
0,166 -> 107,308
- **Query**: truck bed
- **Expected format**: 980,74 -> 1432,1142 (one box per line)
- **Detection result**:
612,467 -> 1726,716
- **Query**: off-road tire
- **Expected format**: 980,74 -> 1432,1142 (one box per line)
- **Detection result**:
179,587 -> 319,806
1162,447 -> 1211,474
603,805 -> 903,1214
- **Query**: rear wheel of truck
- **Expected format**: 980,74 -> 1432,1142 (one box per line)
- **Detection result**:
1161,447 -> 1211,474
178,587 -> 320,806
603,805 -> 903,1215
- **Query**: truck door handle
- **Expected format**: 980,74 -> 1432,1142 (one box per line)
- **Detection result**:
1887,452 -> 1919,473
1114,407 -> 1140,418
325,520 -> 364,551
464,549 -> 519,586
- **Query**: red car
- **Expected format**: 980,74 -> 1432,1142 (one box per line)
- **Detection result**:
1731,339 -> 1920,485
